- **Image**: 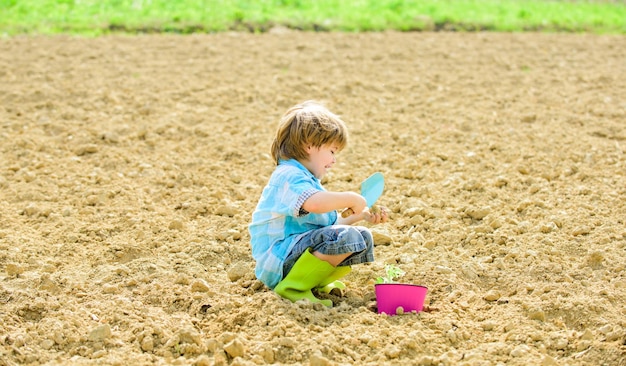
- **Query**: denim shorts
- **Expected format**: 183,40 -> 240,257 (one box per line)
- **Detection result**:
283,225 -> 375,276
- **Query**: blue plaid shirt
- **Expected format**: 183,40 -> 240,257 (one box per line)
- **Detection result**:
249,159 -> 338,289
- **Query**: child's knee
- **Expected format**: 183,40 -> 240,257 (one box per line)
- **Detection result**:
359,228 -> 373,244
343,226 -> 368,243
349,226 -> 373,245
345,226 -> 374,253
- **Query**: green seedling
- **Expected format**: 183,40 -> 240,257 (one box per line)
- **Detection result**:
375,264 -> 405,284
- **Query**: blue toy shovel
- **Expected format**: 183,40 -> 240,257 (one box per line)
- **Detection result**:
341,172 -> 385,218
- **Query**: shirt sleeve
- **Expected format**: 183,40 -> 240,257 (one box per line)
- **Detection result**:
296,188 -> 318,217
272,168 -> 321,218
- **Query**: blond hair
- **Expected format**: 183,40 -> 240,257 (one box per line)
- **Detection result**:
270,101 -> 348,165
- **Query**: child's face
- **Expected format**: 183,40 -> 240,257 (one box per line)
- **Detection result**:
302,143 -> 339,179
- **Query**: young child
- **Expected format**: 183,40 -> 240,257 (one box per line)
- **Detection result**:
249,100 -> 389,307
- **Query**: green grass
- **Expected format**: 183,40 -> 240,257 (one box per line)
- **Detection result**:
1,0 -> 625,36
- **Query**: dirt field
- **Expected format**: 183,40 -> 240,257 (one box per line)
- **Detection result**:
1,31 -> 625,365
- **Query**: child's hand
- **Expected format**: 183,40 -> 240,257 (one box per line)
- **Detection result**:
340,192 -> 368,218
363,205 -> 390,224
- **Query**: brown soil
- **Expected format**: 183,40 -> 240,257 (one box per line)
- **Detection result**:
1,31 -> 625,365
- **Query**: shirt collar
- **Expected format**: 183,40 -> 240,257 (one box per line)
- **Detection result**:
278,159 -> 314,178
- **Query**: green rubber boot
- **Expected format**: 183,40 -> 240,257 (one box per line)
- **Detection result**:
316,266 -> 352,296
274,249 -> 335,307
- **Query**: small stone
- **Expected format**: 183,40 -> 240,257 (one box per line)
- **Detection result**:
227,262 -> 250,282
423,240 -> 436,250
572,226 -> 592,236
175,274 -> 190,285
228,229 -> 242,240
367,338 -> 381,348
85,195 -> 101,206
446,329 -> 457,344
542,356 -> 558,366
223,338 -> 245,358
101,132 -> 120,143
465,206 -> 491,220
41,339 -> 55,350
53,330 -> 64,345
191,279 -> 211,292
510,345 -> 530,357
6,263 -> 25,276
405,206 -> 426,218
580,329 -> 594,341
206,338 -> 219,353
494,176 -> 509,187
213,350 -> 228,365
92,350 -> 106,359
370,205 -> 382,215
310,352 -> 331,366
178,328 -> 202,346
483,290 -> 500,301
75,144 -> 98,156
606,331 -> 622,342
22,171 -> 36,182
141,335 -> 154,351
102,284 -> 118,294
220,332 -> 237,344
195,355 -> 211,366
384,345 -> 401,358
372,230 -> 393,246
168,220 -> 184,230
215,204 -> 238,217
88,324 -> 111,342
482,320 -> 497,331
23,203 -> 39,216
540,222 -> 558,233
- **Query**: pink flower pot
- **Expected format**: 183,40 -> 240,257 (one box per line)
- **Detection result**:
375,283 -> 428,315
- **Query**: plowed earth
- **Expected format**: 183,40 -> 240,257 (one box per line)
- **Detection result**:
1,31 -> 625,365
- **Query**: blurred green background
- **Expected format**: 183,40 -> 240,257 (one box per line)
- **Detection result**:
1,0 -> 625,36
